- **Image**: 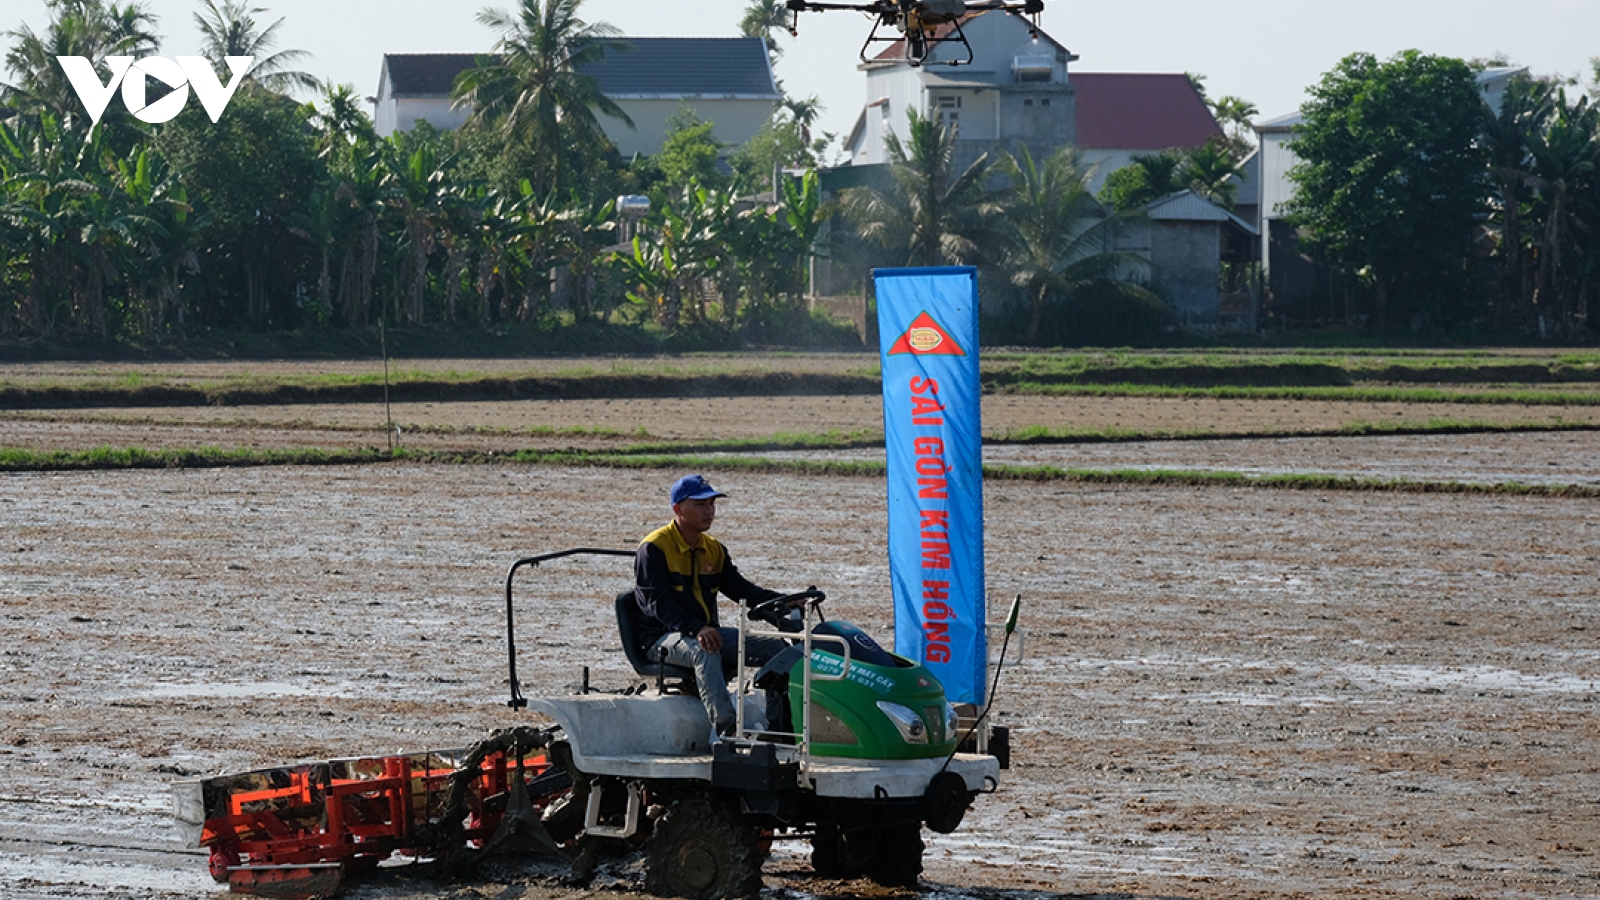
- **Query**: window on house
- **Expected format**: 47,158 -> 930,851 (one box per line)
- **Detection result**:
933,95 -> 961,136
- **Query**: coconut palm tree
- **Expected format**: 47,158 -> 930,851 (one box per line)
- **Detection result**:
1208,94 -> 1259,161
192,0 -> 318,95
311,81 -> 378,155
1002,145 -> 1159,344
1484,75 -> 1554,319
1524,90 -> 1599,335
3,0 -> 160,124
1182,140 -> 1243,209
740,0 -> 789,62
452,0 -> 632,197
841,110 -> 1005,268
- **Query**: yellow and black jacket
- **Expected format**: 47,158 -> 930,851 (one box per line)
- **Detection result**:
633,521 -> 778,649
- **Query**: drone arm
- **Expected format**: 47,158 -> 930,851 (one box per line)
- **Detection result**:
786,0 -> 883,11
965,0 -> 1044,10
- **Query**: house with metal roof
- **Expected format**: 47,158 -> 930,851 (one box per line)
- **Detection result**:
1115,190 -> 1260,327
836,12 -> 1221,191
372,37 -> 782,158
822,12 -> 1242,329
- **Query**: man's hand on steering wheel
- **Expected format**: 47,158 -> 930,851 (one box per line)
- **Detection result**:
749,587 -> 825,631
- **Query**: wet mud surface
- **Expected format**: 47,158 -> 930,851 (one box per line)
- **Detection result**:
5,393 -> 1600,455
3,458 -> 1598,899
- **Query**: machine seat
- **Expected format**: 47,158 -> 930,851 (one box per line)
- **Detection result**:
614,591 -> 697,688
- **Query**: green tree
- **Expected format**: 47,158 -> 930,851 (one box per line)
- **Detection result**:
1286,50 -> 1491,330
452,0 -> 632,197
1208,94 -> 1258,161
383,139 -> 457,325
154,87 -> 320,327
1182,140 -> 1242,208
1521,91 -> 1599,335
1001,145 -> 1161,344
192,0 -> 317,95
1484,75 -> 1554,320
729,96 -> 828,191
841,110 -> 1005,268
3,0 -> 160,138
739,0 -> 789,62
654,108 -> 725,191
0,113 -> 118,335
1097,150 -> 1183,211
108,144 -> 200,335
555,192 -> 618,323
311,81 -> 379,155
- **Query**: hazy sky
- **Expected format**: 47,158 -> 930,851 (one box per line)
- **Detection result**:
11,0 -> 1600,148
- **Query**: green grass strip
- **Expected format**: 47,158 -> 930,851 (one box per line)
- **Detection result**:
1005,382 -> 1600,405
0,445 -> 388,470
617,429 -> 883,455
7,445 -> 1595,499
993,418 -> 1600,444
980,464 -> 1600,497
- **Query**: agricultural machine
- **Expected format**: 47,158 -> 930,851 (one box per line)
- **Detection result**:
173,547 -> 1014,899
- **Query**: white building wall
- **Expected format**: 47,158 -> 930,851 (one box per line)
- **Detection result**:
601,97 -> 778,159
889,69 -> 924,148
847,12 -> 1073,167
927,11 -> 1070,81
1257,132 -> 1298,220
377,97 -> 471,137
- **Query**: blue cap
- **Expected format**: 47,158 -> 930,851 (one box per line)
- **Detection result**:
670,474 -> 726,505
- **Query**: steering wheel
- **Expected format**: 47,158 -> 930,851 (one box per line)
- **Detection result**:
749,586 -> 825,627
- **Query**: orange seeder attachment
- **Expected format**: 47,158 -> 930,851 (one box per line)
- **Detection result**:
177,746 -> 565,899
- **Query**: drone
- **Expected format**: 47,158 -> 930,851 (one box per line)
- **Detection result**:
785,0 -> 1045,68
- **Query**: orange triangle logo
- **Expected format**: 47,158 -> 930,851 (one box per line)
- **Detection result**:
888,311 -> 966,356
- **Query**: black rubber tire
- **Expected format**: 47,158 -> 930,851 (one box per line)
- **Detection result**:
645,789 -> 762,900
809,824 -> 874,879
865,822 -> 925,888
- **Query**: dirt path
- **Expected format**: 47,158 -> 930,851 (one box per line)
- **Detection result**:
3,464 -> 1597,899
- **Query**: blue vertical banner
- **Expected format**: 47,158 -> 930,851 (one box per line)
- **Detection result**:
875,266 -> 986,705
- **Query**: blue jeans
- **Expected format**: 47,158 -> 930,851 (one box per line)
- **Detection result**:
651,627 -> 788,731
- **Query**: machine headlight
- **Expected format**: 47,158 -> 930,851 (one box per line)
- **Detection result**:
944,702 -> 961,743
876,701 -> 928,744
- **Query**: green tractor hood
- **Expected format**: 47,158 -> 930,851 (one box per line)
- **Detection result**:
788,620 -> 959,760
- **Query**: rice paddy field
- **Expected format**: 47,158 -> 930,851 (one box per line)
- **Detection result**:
1,348 -> 1596,900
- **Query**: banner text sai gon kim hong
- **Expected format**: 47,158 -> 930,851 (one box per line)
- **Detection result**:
874,266 -> 987,705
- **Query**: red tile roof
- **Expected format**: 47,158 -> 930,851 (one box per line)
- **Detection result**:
1070,73 -> 1223,151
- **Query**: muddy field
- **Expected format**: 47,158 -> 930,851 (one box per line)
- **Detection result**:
2,362 -> 1599,900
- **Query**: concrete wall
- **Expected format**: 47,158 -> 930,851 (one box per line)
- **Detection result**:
997,83 -> 1075,161
1121,218 -> 1223,323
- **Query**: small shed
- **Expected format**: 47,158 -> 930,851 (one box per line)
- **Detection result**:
1117,190 -> 1258,326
